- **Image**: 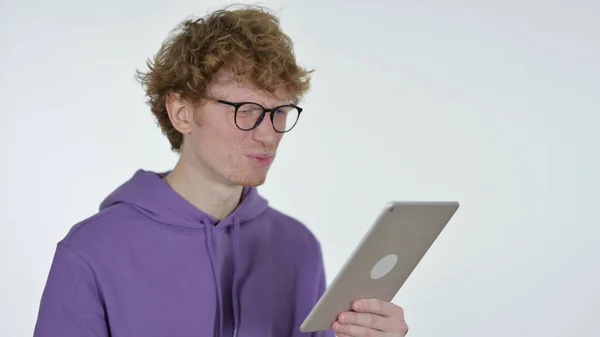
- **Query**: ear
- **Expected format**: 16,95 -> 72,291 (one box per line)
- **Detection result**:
165,92 -> 193,134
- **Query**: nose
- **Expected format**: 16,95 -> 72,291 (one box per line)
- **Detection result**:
251,114 -> 280,145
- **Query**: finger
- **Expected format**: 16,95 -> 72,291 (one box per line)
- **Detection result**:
335,333 -> 352,337
352,298 -> 403,317
332,321 -> 384,337
337,311 -> 388,331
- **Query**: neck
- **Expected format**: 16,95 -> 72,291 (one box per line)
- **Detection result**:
164,155 -> 244,221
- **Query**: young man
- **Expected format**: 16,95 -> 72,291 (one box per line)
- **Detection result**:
33,5 -> 409,337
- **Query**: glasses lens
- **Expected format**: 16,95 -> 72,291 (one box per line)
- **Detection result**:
235,103 -> 264,130
272,106 -> 300,132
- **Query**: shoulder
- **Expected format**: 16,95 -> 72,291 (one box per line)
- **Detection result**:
58,204 -> 142,257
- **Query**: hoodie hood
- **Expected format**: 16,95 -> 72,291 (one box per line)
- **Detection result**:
99,169 -> 269,230
98,169 -> 269,337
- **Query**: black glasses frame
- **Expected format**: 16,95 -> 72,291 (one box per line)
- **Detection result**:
217,100 -> 303,133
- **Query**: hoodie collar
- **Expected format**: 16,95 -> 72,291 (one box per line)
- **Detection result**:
99,169 -> 269,230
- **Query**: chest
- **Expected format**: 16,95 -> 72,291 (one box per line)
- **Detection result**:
96,229 -> 298,337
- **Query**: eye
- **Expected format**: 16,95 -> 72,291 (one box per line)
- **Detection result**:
274,107 -> 290,115
237,103 -> 263,116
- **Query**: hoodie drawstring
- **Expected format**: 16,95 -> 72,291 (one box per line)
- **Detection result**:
205,222 -> 224,337
232,217 -> 241,337
205,218 -> 242,337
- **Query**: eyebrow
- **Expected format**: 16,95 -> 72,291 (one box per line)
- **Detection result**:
219,98 -> 295,107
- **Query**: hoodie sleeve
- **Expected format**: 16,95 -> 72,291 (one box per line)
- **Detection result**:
33,242 -> 109,337
294,237 -> 336,337
313,261 -> 336,337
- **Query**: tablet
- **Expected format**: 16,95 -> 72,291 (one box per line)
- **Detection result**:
299,201 -> 460,332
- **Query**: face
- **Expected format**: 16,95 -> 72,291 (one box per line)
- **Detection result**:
167,71 -> 294,187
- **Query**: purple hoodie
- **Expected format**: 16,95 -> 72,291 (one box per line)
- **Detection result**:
33,169 -> 334,337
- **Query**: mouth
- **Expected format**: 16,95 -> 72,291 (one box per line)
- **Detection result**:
246,153 -> 275,167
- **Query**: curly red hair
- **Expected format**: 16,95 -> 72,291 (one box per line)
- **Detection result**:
135,5 -> 313,151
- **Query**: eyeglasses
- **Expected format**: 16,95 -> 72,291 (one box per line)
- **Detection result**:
216,100 -> 303,133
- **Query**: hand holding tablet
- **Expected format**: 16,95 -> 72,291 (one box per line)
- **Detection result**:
300,201 -> 460,334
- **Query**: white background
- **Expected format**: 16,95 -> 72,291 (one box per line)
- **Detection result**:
2,0 -> 599,336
